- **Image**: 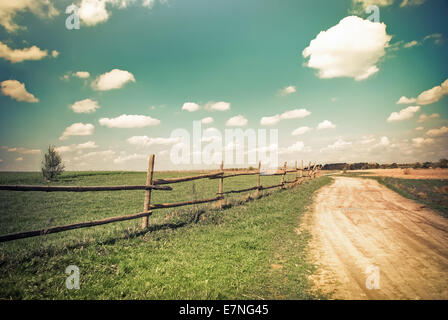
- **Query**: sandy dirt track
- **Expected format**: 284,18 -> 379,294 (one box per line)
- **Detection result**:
309,177 -> 448,300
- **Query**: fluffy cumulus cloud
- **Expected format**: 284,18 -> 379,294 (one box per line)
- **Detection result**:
226,115 -> 248,127
91,69 -> 135,91
302,16 -> 391,81
0,80 -> 38,103
127,136 -> 180,146
387,106 -> 420,122
0,0 -> 59,32
99,114 -> 160,128
324,138 -> 352,151
426,126 -> 448,138
70,99 -> 100,113
292,126 -> 312,136
182,102 -> 200,112
317,120 -> 336,130
415,79 -> 448,105
0,41 -> 57,63
205,101 -> 231,111
279,86 -> 296,96
60,123 -> 95,140
260,108 -> 311,126
397,79 -> 448,106
396,96 -> 417,104
201,117 -> 214,124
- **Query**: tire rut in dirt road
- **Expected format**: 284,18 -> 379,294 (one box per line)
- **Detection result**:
309,177 -> 448,300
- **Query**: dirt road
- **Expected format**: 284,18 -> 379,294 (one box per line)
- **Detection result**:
309,177 -> 448,300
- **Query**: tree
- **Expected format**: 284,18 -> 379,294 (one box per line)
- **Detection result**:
42,145 -> 65,181
439,158 -> 448,169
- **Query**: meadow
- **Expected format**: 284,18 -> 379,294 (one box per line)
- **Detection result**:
0,171 -> 331,299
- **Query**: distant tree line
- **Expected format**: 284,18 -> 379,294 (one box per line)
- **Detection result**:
322,159 -> 448,170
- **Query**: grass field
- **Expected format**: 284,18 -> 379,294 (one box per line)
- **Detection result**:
339,172 -> 448,218
0,171 -> 331,299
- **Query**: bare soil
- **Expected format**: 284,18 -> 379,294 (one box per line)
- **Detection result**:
308,177 -> 448,300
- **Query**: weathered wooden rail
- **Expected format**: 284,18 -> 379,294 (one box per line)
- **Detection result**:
0,156 -> 320,243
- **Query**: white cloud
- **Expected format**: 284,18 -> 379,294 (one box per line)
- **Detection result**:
113,153 -> 147,164
79,0 -> 110,26
3,146 -> 41,154
127,136 -> 180,146
0,41 -> 54,63
260,108 -> 311,126
74,71 -> 90,78
418,113 -> 440,123
70,99 -> 100,113
400,0 -> 427,7
292,126 -> 312,136
415,126 -> 424,131
396,96 -> 417,104
322,139 -> 352,152
51,50 -> 59,58
15,157 -> 23,162
423,33 -> 443,45
302,16 -> 391,81
226,115 -> 248,127
403,40 -> 419,48
412,137 -> 434,147
378,136 -> 390,146
260,115 -> 281,126
182,102 -> 200,112
415,79 -> 448,105
55,141 -> 98,153
205,101 -> 231,111
387,106 -> 420,122
201,117 -> 214,124
0,80 -> 38,103
279,85 -> 296,96
99,114 -> 160,128
60,123 -> 95,140
317,120 -> 336,130
352,0 -> 394,9
91,69 -> 136,91
0,0 -> 59,32
426,126 -> 448,138
278,141 -> 311,154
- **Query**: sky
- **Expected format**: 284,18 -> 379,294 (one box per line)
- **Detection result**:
0,0 -> 447,171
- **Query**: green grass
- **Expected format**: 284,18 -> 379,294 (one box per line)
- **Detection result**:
0,171 -> 331,299
369,176 -> 448,218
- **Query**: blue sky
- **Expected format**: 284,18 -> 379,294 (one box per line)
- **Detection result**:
0,0 -> 447,171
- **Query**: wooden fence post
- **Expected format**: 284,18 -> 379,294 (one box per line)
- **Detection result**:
256,161 -> 261,198
295,160 -> 298,182
301,160 -> 304,178
142,154 -> 155,229
218,161 -> 224,208
281,161 -> 287,189
308,161 -> 312,177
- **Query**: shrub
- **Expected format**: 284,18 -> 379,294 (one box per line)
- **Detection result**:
41,145 -> 65,181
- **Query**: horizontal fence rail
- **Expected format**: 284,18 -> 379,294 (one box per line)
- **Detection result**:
0,155 -> 320,243
0,184 -> 172,192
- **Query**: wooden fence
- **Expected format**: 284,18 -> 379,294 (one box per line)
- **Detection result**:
0,155 -> 320,243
